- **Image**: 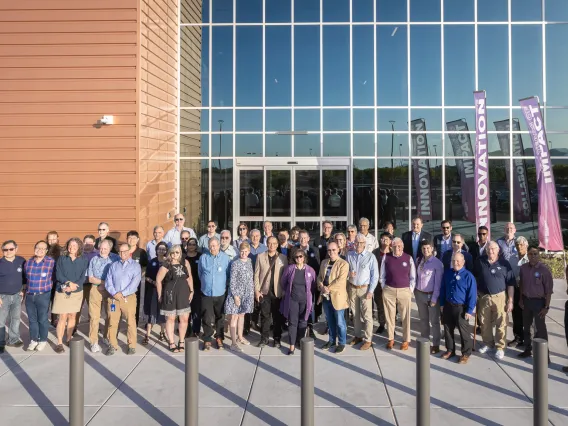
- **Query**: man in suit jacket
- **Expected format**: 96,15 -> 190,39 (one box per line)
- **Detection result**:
254,236 -> 289,348
317,242 -> 349,353
470,226 -> 490,267
401,217 -> 433,262
433,219 -> 469,259
441,234 -> 474,272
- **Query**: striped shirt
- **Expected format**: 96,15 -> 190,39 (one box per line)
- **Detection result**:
24,256 -> 55,294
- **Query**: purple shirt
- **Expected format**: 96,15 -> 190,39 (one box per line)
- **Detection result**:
415,255 -> 444,303
105,258 -> 142,297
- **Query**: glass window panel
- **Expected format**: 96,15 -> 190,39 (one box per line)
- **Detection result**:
181,134 -> 208,157
294,26 -> 320,106
411,133 -> 441,157
512,0 -> 542,21
236,0 -> 262,23
377,26 -> 408,106
410,26 -> 441,106
323,26 -> 350,106
212,133 -> 233,157
181,159 -> 208,235
546,25 -> 568,106
266,135 -> 292,157
378,109 -> 408,131
295,134 -> 321,156
323,170 -> 348,216
512,109 -> 531,132
478,26 -> 509,106
323,0 -> 349,22
546,0 -> 568,21
212,0 -> 232,23
266,109 -> 291,132
512,159 -> 537,239
445,108 -> 475,127
353,0 -> 374,22
488,133 -> 507,156
353,25 -> 375,106
477,0 -> 508,21
411,156 -> 442,233
489,159 -> 512,228
444,159 -> 476,242
487,108 -> 511,131
181,26 -> 208,107
410,109 -> 442,131
512,25 -> 543,102
377,159 -> 407,231
353,109 -> 375,131
445,130 -> 474,158
547,109 -> 568,132
353,159 -> 376,229
410,0 -> 441,22
266,0 -> 291,23
323,134 -> 350,156
235,109 -> 262,132
444,25 -> 474,106
295,0 -> 320,23
444,0 -> 474,22
201,109 -> 209,132
544,133 -> 568,153
551,160 -> 568,245
266,27 -> 292,107
240,170 -> 264,216
235,134 -> 262,157
212,27 -> 232,106
236,27 -> 262,106
323,109 -> 350,131
267,170 -> 292,217
378,133 -> 409,157
354,133 -> 375,156
181,109 -> 202,133
212,109 -> 233,131
294,109 -> 320,131
212,160 -> 233,230
377,0 -> 407,22
181,0 -> 209,23
296,170 -> 320,217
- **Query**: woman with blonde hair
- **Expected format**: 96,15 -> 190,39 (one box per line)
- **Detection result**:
334,232 -> 348,259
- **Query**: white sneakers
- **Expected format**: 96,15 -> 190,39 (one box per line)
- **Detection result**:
27,341 -> 38,351
36,342 -> 47,352
495,349 -> 505,360
478,345 -> 490,354
91,343 -> 102,353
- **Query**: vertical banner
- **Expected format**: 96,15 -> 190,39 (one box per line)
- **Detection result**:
474,91 -> 490,238
520,96 -> 563,251
411,118 -> 433,221
494,118 -> 533,223
446,119 -> 476,222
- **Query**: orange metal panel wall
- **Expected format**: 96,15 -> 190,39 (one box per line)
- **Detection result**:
0,0 -> 139,255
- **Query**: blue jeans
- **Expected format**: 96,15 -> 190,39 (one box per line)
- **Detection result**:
25,291 -> 51,342
0,293 -> 23,347
323,298 -> 346,345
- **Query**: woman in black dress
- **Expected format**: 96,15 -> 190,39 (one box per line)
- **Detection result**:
156,245 -> 194,352
142,241 -> 167,345
185,237 -> 202,337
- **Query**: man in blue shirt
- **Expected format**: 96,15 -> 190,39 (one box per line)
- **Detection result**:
496,222 -> 518,261
0,240 -> 26,352
198,237 -> 230,350
440,253 -> 477,364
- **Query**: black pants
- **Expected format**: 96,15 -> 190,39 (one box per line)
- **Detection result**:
201,295 -> 225,342
288,298 -> 307,346
565,300 -> 568,346
259,293 -> 282,342
373,285 -> 386,325
443,304 -> 472,356
190,292 -> 202,335
511,286 -> 524,342
522,297 -> 548,352
307,289 -> 321,326
50,285 -> 57,323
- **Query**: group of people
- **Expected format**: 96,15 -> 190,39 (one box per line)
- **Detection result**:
0,214 -> 565,371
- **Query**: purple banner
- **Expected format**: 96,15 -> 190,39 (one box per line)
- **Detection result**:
446,119 -> 476,222
494,118 -> 532,223
474,91 -> 490,239
520,97 -> 563,251
411,118 -> 433,221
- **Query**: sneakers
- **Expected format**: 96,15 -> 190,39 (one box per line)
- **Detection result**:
106,346 -> 116,356
27,341 -> 39,351
102,338 -> 110,346
35,342 -> 47,352
258,339 -> 268,348
203,341 -> 212,351
230,343 -> 243,353
495,349 -> 505,360
321,341 -> 333,351
7,340 -> 23,348
335,344 -> 345,354
127,348 -> 136,355
90,343 -> 102,353
478,345 -> 490,354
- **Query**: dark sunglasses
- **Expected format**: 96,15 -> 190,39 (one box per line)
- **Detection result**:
2,248 -> 15,252
238,227 -> 247,231
478,232 -> 488,236
98,228 -> 106,231
442,226 -> 450,229
181,238 -> 189,241
174,218 -> 184,221
452,240 -> 462,244
294,255 -> 304,259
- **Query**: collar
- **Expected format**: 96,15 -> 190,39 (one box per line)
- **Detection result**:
31,256 -> 47,264
453,267 -> 465,275
98,254 -> 111,260
120,258 -> 133,266
528,261 -> 542,269
442,234 -> 451,241
392,252 -> 402,258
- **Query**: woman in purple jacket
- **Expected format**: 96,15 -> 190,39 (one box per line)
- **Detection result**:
280,246 -> 317,355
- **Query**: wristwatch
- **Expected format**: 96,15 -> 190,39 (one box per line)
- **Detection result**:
544,306 -> 550,310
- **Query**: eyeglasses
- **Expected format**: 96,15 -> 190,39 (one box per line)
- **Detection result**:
221,237 -> 230,240
327,249 -> 338,252
35,247 -> 47,251
478,232 -> 488,236
294,255 -> 304,259
174,218 -> 184,222
238,227 -> 247,231
119,250 -> 130,254
442,226 -> 451,229
98,229 -> 107,232
181,238 -> 189,241
452,240 -> 462,244
2,247 -> 15,252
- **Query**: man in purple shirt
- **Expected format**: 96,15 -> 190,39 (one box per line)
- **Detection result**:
414,239 -> 444,354
104,243 -> 141,355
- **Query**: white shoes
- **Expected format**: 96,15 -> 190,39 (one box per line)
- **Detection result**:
35,342 -> 47,352
478,345 -> 490,354
495,349 -> 505,360
27,341 -> 38,351
91,343 -> 102,353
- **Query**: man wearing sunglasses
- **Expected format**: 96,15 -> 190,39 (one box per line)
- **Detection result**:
219,230 -> 237,260
441,234 -> 474,273
433,219 -> 468,260
164,214 -> 197,246
0,240 -> 27,352
198,220 -> 220,253
470,226 -> 489,266
94,222 -> 118,254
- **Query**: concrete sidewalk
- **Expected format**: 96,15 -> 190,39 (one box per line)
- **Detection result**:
0,281 -> 566,426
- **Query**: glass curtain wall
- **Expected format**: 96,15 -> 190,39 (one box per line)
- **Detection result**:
180,0 -> 568,245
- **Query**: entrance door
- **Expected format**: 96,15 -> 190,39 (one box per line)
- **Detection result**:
234,159 -> 350,238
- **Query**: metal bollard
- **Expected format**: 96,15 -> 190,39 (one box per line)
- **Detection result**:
300,337 -> 314,426
69,336 -> 84,426
416,337 -> 430,426
185,337 -> 199,426
533,338 -> 548,426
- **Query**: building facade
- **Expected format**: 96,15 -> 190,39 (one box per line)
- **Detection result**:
1,0 -> 568,253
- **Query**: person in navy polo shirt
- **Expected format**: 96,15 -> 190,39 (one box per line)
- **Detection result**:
0,240 -> 26,352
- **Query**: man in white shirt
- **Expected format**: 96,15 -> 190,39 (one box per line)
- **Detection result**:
219,230 -> 237,260
163,214 -> 197,246
358,217 -> 378,253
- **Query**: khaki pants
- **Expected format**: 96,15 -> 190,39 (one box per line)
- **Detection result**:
107,294 -> 137,349
88,285 -> 109,345
478,291 -> 507,350
383,286 -> 412,342
348,284 -> 373,342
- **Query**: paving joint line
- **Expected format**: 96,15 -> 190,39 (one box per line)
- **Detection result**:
372,345 -> 399,426
0,353 -> 33,379
238,345 -> 263,426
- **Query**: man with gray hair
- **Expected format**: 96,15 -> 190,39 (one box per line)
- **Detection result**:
164,213 -> 197,246
358,217 -> 379,252
346,225 -> 358,252
95,222 -> 118,254
220,230 -> 237,260
507,236 -> 530,348
146,225 -> 165,259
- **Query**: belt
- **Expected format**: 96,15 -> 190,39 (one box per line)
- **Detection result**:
479,290 -> 505,297
27,290 -> 51,295
447,302 -> 463,307
349,283 -> 368,289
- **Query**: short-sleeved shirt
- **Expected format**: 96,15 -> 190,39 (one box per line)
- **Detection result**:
0,256 -> 27,294
475,257 -> 515,295
519,262 -> 553,299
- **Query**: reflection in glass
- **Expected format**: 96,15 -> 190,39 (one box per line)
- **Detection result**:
235,110 -> 262,132
266,0 -> 291,23
323,26 -> 350,106
353,0 -> 374,22
444,25 -> 474,106
235,134 -> 262,157
411,26 -> 441,105
181,109 -> 201,133
294,26 -> 320,106
511,0 -> 542,21
323,109 -> 350,131
354,134 -> 375,157
181,159 -> 208,234
267,170 -> 291,217
377,26 -> 408,106
546,0 -> 568,21
296,170 -> 320,217
294,0 -> 320,23
323,0 -> 349,22
323,170 -> 347,216
353,109 -> 375,131
478,26 -> 509,106
512,25 -> 543,103
295,222 -> 321,240
240,170 -> 263,216
181,134 -> 208,157
212,159 -> 233,230
546,25 -> 568,106
551,160 -> 568,245
212,0 -> 232,23
546,109 -> 568,132
236,0 -> 262,23
266,109 -> 292,132
477,0 -> 508,21
377,109 -> 409,131
266,27 -> 291,107
510,159 -> 538,240
181,0 -> 209,24
377,159 -> 406,231
211,109 -> 232,131
410,0 -> 441,21
489,159 -> 512,231
445,109 -> 475,128
377,0 -> 407,22
294,109 -> 320,131
354,160 -> 376,230
295,134 -> 321,157
212,27 -> 232,106
353,25 -> 375,106
236,27 -> 262,106
377,133 -> 409,157
444,0 -> 473,22
444,159 -> 476,243
410,142 -> 441,234
266,135 -> 292,157
410,109 -> 442,131
323,134 -> 350,157
181,26 -> 208,107
213,133 -> 233,157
